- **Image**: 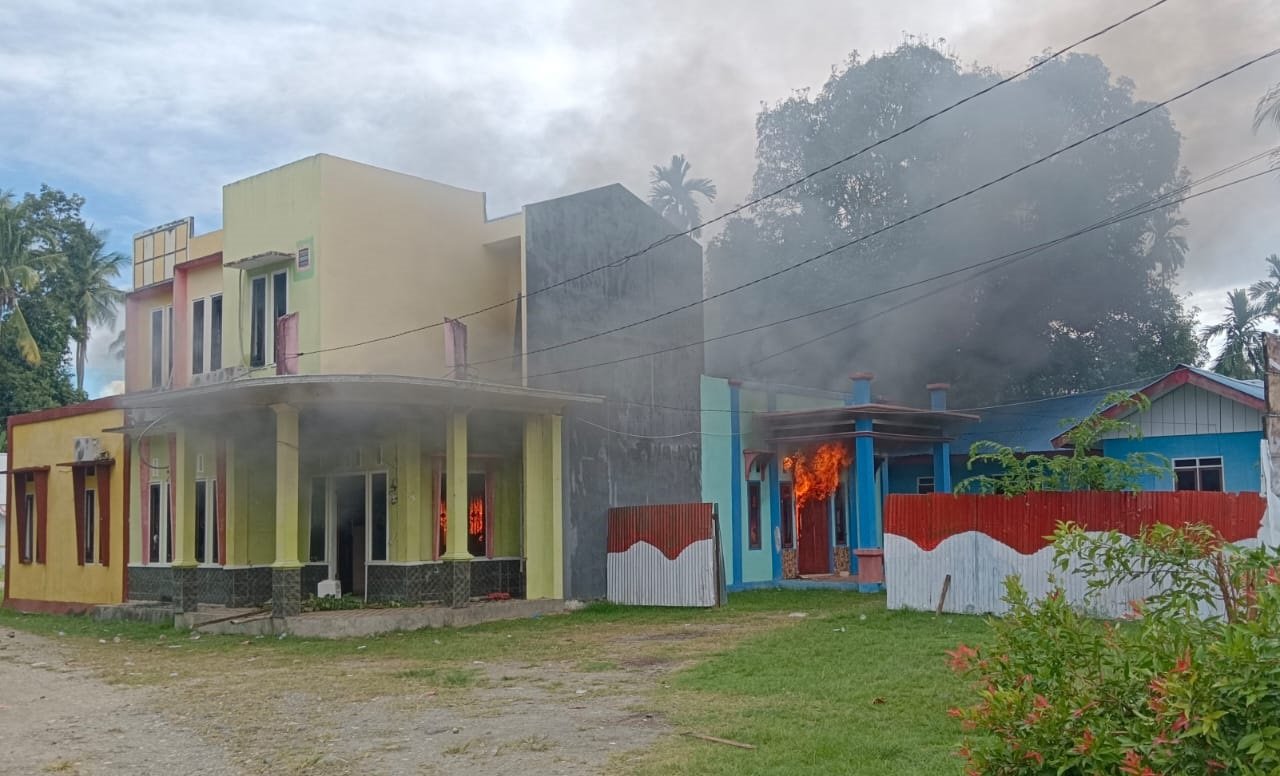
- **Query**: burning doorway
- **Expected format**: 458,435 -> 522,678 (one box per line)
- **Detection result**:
784,443 -> 851,577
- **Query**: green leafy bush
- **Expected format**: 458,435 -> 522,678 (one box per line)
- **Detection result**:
948,523 -> 1280,775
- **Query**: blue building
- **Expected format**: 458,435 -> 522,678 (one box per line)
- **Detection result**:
703,364 -> 1264,591
701,373 -> 975,591
890,365 -> 1263,496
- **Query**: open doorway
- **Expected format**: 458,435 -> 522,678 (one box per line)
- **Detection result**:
438,470 -> 489,557
333,474 -> 366,597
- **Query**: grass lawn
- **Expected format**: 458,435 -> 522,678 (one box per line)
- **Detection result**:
0,590 -> 987,774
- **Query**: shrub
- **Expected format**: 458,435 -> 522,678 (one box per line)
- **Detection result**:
957,391 -> 1169,495
947,523 -> 1280,775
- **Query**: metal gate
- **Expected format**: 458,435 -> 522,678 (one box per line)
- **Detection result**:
606,503 -> 723,607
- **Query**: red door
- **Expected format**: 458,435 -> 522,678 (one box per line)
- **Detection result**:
797,500 -> 830,575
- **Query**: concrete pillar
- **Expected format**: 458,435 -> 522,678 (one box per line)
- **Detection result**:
398,430 -> 423,562
728,380 -> 744,587
442,410 -> 471,607
850,372 -> 882,590
928,383 -> 953,493
523,414 -> 564,600
171,429 -> 198,613
271,404 -> 301,618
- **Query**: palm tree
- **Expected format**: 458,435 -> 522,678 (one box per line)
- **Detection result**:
60,227 -> 126,392
1201,289 -> 1267,379
1256,83 -> 1280,135
0,192 -> 48,365
648,154 -> 717,237
108,328 -> 126,361
1248,254 -> 1280,320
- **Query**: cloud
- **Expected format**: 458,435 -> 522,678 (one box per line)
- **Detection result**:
3,0 -> 1278,384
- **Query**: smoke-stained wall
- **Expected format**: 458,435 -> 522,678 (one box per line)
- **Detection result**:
524,184 -> 703,599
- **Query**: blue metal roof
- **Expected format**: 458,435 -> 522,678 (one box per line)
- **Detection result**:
953,386 -> 1138,453
954,365 -> 1264,453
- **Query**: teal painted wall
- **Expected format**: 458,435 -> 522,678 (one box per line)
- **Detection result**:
701,376 -> 735,579
1102,431 -> 1262,493
739,385 -> 773,583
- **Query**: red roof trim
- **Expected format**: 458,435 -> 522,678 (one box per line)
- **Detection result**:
8,397 -> 123,427
1050,367 -> 1266,448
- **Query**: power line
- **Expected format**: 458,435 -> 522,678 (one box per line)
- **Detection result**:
292,0 -> 1174,360
744,171 -> 1275,370
522,161 -> 1275,381
476,48 -> 1280,371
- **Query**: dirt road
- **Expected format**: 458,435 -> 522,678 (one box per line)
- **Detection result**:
0,629 -> 241,775
0,628 -> 666,775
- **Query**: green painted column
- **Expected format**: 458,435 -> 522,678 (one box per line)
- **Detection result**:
441,410 -> 471,561
398,430 -> 423,562
271,404 -> 301,568
223,438 -> 246,566
271,404 -> 302,618
171,428 -> 197,567
523,414 -> 563,600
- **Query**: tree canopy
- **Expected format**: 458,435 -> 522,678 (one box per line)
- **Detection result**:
705,41 -> 1204,404
0,185 -> 118,440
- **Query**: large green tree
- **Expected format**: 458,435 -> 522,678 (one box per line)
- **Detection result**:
0,192 -> 52,365
705,42 -> 1203,404
0,185 -> 99,436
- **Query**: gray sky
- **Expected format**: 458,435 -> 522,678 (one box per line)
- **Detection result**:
1,0 -> 1277,394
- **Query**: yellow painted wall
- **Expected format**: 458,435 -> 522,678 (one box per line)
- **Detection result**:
221,156 -> 323,376
188,229 -> 223,266
7,410 -> 126,606
315,155 -> 521,381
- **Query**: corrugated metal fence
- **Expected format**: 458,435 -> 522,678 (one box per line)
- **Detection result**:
606,503 -> 723,607
885,492 -> 1267,616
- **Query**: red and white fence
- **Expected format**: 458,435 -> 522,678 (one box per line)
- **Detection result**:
606,503 -> 722,607
885,490 -> 1271,617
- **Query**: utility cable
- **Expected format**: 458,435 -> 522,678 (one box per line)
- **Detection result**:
471,48 -> 1280,371
522,162 -> 1275,380
290,0 -> 1175,360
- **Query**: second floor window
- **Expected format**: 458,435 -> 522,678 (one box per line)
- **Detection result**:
210,295 -> 223,371
150,308 -> 164,387
192,298 -> 205,374
249,271 -> 288,367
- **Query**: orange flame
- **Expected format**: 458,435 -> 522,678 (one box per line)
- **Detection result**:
468,496 -> 485,538
783,442 -> 851,515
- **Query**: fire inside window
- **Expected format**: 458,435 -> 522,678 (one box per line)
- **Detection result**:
438,472 -> 488,556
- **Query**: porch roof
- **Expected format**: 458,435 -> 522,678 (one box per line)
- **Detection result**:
116,373 -> 602,417
757,403 -> 980,450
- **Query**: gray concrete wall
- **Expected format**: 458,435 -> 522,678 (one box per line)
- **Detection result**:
524,184 -> 703,600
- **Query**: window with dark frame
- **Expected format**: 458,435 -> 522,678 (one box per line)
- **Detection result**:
780,482 -> 795,549
1173,457 -> 1224,492
210,295 -> 223,371
249,276 -> 267,367
195,479 -> 220,564
297,246 -> 311,271
83,487 -> 97,564
148,481 -> 170,564
917,476 -> 936,494
834,483 -> 848,546
166,305 -> 173,382
370,472 -> 388,562
747,481 -> 762,550
150,308 -> 164,387
309,478 -> 326,563
21,474 -> 36,563
192,298 -> 205,374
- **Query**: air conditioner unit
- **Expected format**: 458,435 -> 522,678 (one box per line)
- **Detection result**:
73,437 -> 103,463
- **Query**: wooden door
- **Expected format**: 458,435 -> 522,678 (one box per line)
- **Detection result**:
797,499 -> 830,575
